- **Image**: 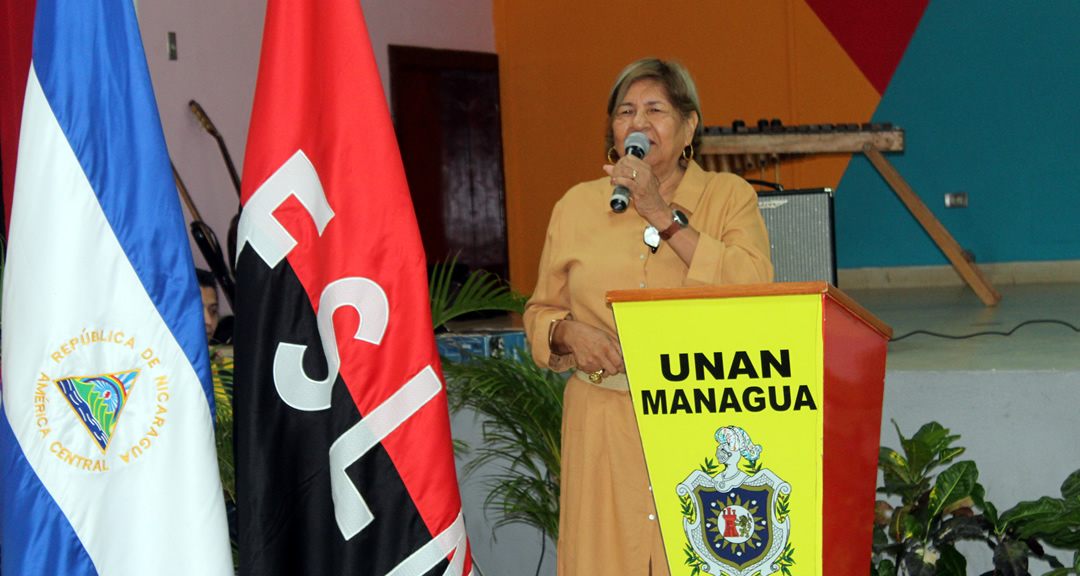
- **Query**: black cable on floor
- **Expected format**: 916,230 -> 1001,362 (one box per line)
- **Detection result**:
890,319 -> 1080,342
535,529 -> 546,576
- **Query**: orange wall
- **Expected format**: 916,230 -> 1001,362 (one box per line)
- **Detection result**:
494,0 -> 880,293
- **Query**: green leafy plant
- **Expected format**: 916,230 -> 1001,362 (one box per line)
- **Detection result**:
981,470 -> 1080,576
874,421 -> 990,576
442,351 -> 565,541
430,258 -> 563,543
429,256 -> 526,330
874,421 -> 1080,576
210,349 -> 238,567
211,351 -> 235,502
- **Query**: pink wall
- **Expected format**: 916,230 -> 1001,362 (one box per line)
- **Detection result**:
136,0 -> 495,313
137,0 -> 266,314
361,0 -> 495,104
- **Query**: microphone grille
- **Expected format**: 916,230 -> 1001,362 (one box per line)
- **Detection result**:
624,132 -> 651,156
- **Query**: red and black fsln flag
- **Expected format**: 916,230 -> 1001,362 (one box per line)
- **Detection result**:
233,0 -> 472,574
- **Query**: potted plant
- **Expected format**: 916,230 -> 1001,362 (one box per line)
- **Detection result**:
875,421 -> 1080,576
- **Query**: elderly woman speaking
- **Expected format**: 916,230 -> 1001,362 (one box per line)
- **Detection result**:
524,58 -> 773,575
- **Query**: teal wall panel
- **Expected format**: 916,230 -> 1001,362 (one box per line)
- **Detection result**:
835,1 -> 1080,268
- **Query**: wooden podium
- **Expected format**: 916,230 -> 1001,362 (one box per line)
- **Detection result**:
608,282 -> 891,576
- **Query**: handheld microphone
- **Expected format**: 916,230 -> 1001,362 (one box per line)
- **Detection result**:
610,132 -> 651,213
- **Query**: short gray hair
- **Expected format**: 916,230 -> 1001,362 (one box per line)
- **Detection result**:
605,58 -> 703,161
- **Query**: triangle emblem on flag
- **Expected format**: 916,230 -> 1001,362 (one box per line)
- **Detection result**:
54,370 -> 140,453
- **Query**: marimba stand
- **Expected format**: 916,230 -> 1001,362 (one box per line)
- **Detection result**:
700,128 -> 1002,307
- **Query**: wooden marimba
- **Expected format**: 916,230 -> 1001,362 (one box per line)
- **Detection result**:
698,120 -> 903,178
697,120 -> 999,307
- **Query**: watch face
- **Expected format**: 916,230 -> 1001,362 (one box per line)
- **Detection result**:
672,209 -> 689,227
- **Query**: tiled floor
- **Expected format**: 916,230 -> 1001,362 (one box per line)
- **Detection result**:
842,283 -> 1080,371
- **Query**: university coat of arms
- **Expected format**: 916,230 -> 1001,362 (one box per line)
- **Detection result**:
677,426 -> 793,576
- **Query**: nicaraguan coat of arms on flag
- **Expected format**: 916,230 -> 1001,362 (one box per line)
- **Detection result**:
54,370 -> 140,453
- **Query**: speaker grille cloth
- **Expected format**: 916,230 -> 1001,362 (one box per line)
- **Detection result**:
757,192 -> 835,283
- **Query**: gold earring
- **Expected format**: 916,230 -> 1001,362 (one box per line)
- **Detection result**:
682,143 -> 694,161
607,146 -> 618,164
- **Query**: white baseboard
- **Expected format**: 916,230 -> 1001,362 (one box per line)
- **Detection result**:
838,260 -> 1080,289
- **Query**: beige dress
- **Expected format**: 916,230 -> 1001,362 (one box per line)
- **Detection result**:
524,161 -> 773,576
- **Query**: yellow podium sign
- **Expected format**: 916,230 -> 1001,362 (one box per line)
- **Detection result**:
610,283 -> 890,576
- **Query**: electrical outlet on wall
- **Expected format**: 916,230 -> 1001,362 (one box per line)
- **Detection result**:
944,192 -> 968,208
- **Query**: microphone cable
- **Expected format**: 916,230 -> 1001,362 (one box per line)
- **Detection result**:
890,318 -> 1080,342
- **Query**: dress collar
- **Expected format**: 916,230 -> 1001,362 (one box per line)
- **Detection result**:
669,160 -> 707,213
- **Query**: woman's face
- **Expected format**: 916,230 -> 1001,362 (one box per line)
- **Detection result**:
611,78 -> 697,177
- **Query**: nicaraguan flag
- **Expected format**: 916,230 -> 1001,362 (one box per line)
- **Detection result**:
0,0 -> 233,574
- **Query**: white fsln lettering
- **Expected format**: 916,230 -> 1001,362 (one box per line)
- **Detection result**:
275,277 -> 389,411
386,511 -> 469,576
236,149 -> 334,269
328,365 -> 442,540
244,156 -> 468,570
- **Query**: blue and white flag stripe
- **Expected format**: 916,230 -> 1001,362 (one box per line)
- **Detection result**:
32,0 -> 214,387
0,0 -> 232,574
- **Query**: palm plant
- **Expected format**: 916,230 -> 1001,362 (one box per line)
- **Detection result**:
212,352 -> 235,502
429,258 -> 565,543
429,256 -> 526,330
442,352 -> 565,541
210,353 -> 238,566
